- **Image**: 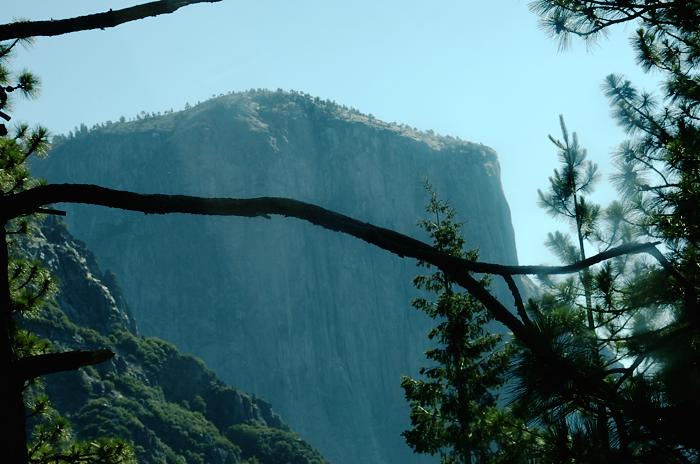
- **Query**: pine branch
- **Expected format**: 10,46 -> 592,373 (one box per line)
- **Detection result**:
503,274 -> 530,325
1,184 -> 667,277
4,183 -> 686,383
17,349 -> 114,381
0,0 -> 222,41
0,184 -> 683,359
1,183 -> 683,444
1,183 -> 535,344
35,208 -> 65,216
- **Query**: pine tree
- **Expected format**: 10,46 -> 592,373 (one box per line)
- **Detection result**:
1,41 -> 135,463
1,4 -> 219,461
536,115 -> 621,454
401,185 -> 531,464
537,115 -> 600,330
521,2 -> 700,461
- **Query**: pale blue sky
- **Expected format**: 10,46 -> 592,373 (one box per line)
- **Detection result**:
5,1 -> 660,265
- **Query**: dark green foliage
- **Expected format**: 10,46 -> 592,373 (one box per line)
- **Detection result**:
402,186 -> 532,464
3,43 -> 133,461
529,1 -> 700,258
519,1 -> 700,462
5,216 -> 326,464
35,302 -> 308,463
0,37 -> 39,114
22,294 -> 239,463
538,115 -> 599,330
226,423 -> 327,464
526,117 -> 618,459
24,385 -> 135,464
511,113 -> 696,463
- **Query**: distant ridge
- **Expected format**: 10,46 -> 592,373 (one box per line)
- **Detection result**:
36,89 -> 518,464
57,88 -> 487,152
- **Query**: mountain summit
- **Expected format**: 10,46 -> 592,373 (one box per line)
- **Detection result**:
35,89 -> 519,463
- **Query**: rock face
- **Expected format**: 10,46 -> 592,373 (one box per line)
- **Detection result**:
34,90 -> 520,464
21,217 -> 327,464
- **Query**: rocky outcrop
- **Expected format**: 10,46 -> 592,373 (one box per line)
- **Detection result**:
21,217 -> 326,464
34,90 -> 520,463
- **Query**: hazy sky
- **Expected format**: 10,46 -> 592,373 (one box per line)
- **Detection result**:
5,0 -> 660,265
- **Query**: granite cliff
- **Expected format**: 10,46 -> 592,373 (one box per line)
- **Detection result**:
34,90 -> 520,463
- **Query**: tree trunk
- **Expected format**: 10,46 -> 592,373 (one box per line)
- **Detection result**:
0,227 -> 28,463
572,194 -> 594,330
572,196 -> 610,451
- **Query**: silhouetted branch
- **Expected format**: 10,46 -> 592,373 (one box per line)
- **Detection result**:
531,1 -> 678,40
35,208 -> 65,216
0,183 -> 680,438
491,242 -> 663,275
0,39 -> 20,58
1,185 -> 665,275
17,349 -> 114,381
613,322 -> 694,391
1,183 -> 536,343
646,246 -> 694,290
2,184 -> 678,341
0,0 -> 221,41
503,274 -> 530,325
614,353 -> 648,390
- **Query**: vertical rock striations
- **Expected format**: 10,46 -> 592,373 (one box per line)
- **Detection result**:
34,90 -> 520,464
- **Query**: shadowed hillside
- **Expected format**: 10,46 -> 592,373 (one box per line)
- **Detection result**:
20,217 -> 327,464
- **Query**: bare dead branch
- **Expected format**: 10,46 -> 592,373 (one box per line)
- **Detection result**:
1,183 -> 683,439
2,184 -> 680,337
1,184 -> 665,276
17,349 -> 113,381
35,208 -> 65,216
1,183 -> 538,343
0,0 -> 222,41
